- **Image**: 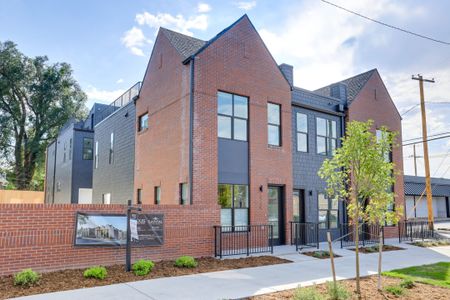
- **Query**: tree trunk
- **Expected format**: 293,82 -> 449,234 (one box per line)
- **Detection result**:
377,228 -> 383,290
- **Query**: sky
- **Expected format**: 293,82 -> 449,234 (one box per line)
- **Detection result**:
1,0 -> 449,178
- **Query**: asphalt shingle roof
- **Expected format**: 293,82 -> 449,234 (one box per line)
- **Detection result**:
314,69 -> 377,104
160,28 -> 207,60
404,175 -> 450,197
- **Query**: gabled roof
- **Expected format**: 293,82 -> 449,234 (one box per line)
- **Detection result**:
314,69 -> 377,104
160,27 -> 206,61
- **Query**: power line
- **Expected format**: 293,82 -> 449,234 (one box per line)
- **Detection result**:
321,0 -> 450,46
402,134 -> 450,146
403,131 -> 450,143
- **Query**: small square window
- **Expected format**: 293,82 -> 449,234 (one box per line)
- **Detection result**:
139,113 -> 149,131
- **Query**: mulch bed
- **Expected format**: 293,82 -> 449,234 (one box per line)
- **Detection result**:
250,276 -> 450,299
302,250 -> 341,259
0,256 -> 290,299
349,245 -> 405,253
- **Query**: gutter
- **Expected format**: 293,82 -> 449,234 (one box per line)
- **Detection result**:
189,56 -> 195,204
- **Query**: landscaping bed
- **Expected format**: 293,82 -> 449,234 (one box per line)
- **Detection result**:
302,250 -> 341,259
0,256 -> 291,299
411,240 -> 450,248
349,244 -> 405,253
250,275 -> 450,299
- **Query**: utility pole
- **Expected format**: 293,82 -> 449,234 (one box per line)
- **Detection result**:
412,74 -> 435,229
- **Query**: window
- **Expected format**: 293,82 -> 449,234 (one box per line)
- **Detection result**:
296,113 -> 308,152
154,186 -> 161,205
83,138 -> 93,160
316,118 -> 337,155
102,193 -> 111,204
293,190 -> 300,222
109,133 -> 114,164
318,193 -> 338,229
218,184 -> 249,228
69,138 -> 72,160
63,141 -> 67,162
94,141 -> 98,169
217,92 -> 248,141
179,183 -> 189,205
137,188 -> 142,204
138,113 -> 149,131
268,103 -> 281,146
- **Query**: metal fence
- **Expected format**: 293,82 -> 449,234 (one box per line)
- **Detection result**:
290,222 -> 320,250
398,220 -> 434,243
340,223 -> 384,248
213,225 -> 273,258
96,82 -> 141,122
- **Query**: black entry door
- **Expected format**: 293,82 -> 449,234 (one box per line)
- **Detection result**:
268,186 -> 284,245
293,189 -> 306,244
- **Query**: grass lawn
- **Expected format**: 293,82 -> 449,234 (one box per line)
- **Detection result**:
382,262 -> 450,288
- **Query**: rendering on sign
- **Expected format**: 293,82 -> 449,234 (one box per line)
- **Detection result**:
74,213 -> 127,246
131,213 -> 164,246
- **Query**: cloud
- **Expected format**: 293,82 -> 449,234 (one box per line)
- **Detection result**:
121,26 -> 152,56
197,2 -> 211,13
235,1 -> 256,11
135,12 -> 208,36
116,78 -> 124,84
85,86 -> 126,104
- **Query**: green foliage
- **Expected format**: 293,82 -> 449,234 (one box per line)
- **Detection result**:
312,250 -> 330,258
412,240 -> 450,247
132,259 -> 155,276
14,269 -> 40,286
293,285 -> 325,300
399,279 -> 415,289
384,285 -> 404,296
326,281 -> 350,300
382,262 -> 450,288
0,40 -> 87,190
83,266 -> 107,280
174,256 -> 198,268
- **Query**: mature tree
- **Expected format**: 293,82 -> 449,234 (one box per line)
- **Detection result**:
318,120 -> 401,299
0,41 -> 87,190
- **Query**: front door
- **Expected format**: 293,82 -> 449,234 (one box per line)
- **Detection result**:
268,186 -> 284,245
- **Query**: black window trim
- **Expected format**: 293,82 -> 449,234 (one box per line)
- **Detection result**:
154,186 -> 161,205
268,102 -> 282,147
218,183 -> 250,231
179,183 -> 189,205
217,91 -> 249,142
316,117 -> 337,156
138,112 -> 149,132
318,192 -> 339,230
296,112 -> 308,152
82,137 -> 94,161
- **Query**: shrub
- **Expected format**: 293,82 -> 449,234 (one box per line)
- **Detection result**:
14,269 -> 40,287
293,285 -> 325,300
132,259 -> 155,276
326,281 -> 350,300
400,279 -> 415,289
385,285 -> 404,296
174,256 -> 198,268
83,266 -> 107,280
312,250 -> 331,258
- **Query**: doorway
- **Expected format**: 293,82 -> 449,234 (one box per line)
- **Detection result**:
268,186 -> 285,245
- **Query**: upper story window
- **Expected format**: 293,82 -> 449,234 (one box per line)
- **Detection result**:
94,141 -> 99,168
268,103 -> 281,146
138,113 -> 149,132
296,113 -> 308,152
69,138 -> 72,160
83,138 -> 93,160
180,183 -> 189,205
316,118 -> 337,156
109,132 -> 114,164
154,186 -> 161,205
217,92 -> 248,141
63,141 -> 67,163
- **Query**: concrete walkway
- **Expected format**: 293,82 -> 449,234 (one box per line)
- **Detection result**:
14,242 -> 450,300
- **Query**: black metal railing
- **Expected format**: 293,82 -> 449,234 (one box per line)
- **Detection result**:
96,82 -> 141,123
214,225 -> 273,258
340,223 -> 384,248
290,222 -> 320,250
398,220 -> 434,243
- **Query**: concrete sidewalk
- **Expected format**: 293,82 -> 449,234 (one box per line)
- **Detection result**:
13,243 -> 450,300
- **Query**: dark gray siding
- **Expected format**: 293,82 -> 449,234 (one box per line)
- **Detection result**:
291,91 -> 344,241
92,102 -> 136,204
218,139 -> 248,184
44,141 -> 56,203
71,129 -> 94,203
52,125 -> 74,204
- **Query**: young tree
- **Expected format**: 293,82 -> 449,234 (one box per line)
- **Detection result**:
318,120 -> 400,299
0,41 -> 87,189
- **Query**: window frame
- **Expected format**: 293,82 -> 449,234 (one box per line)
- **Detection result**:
318,193 -> 339,229
137,188 -> 142,204
82,137 -> 93,160
218,184 -> 249,230
94,141 -> 99,169
154,186 -> 161,205
109,132 -> 114,164
296,112 -> 308,152
316,117 -> 337,156
138,113 -> 149,132
179,183 -> 189,205
217,91 -> 249,141
267,102 -> 281,147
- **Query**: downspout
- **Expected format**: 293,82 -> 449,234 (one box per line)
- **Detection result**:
340,114 -> 346,223
189,56 -> 195,205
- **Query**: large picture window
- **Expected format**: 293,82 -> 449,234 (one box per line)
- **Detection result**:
318,193 -> 338,229
316,118 -> 337,156
218,184 -> 249,229
83,138 -> 93,160
217,92 -> 248,141
296,113 -> 308,152
268,103 -> 281,146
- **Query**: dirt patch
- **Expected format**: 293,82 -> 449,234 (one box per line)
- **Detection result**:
349,245 -> 405,253
302,250 -> 341,259
250,276 -> 450,300
0,256 -> 290,299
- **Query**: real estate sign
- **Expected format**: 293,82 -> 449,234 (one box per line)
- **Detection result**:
130,213 -> 164,246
